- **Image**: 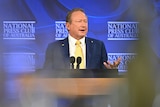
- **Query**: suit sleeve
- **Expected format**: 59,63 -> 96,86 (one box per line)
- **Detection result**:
101,42 -> 108,69
43,43 -> 54,72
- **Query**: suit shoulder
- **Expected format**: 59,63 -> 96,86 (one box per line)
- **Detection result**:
86,37 -> 104,44
48,38 -> 67,46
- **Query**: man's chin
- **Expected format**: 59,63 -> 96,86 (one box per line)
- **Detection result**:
80,35 -> 86,38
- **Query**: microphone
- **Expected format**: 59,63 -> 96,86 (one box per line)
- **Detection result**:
76,57 -> 82,69
70,56 -> 75,69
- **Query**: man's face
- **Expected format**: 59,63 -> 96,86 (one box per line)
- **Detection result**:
66,11 -> 88,40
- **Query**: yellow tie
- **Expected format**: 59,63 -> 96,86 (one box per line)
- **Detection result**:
75,40 -> 85,69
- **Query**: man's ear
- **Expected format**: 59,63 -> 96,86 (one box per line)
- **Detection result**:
66,22 -> 70,31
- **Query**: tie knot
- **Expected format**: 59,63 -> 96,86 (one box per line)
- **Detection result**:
75,40 -> 81,45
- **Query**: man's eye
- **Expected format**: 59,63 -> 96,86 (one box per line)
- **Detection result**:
75,20 -> 87,23
84,20 -> 88,23
76,20 -> 81,22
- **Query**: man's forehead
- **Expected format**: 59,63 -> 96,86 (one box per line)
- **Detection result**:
72,11 -> 87,17
72,14 -> 87,20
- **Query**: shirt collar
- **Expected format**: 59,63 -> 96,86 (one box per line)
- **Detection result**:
68,34 -> 85,46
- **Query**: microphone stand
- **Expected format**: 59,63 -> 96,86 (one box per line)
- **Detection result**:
70,56 -> 75,69
76,57 -> 82,69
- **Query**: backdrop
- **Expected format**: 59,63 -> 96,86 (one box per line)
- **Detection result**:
0,0 -> 160,73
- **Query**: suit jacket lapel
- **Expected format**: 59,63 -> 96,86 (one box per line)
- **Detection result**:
61,37 -> 69,58
60,38 -> 70,68
86,38 -> 94,68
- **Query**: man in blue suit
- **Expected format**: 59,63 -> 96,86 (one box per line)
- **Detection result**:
43,8 -> 121,107
43,8 -> 121,71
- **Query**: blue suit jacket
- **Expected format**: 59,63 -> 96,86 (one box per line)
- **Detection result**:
43,37 -> 108,71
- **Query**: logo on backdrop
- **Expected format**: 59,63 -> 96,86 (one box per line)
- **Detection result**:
108,53 -> 137,72
107,21 -> 139,40
55,21 -> 68,40
3,53 -> 35,73
3,21 -> 35,40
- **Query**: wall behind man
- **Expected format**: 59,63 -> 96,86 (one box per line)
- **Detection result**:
0,0 -> 159,73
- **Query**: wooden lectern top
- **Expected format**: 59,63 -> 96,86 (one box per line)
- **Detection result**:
17,69 -> 126,96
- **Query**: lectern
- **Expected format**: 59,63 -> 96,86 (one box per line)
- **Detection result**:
18,69 -> 125,107
19,69 -> 125,95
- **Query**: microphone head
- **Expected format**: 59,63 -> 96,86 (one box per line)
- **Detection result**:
70,56 -> 75,64
76,57 -> 82,64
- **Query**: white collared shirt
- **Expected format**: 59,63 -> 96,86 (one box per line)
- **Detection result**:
68,34 -> 86,68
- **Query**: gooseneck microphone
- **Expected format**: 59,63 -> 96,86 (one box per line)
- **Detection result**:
70,56 -> 75,69
76,57 -> 82,69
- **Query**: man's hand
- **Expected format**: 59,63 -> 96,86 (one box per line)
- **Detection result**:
103,57 -> 121,69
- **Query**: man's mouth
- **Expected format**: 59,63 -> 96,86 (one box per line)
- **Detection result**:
79,29 -> 85,32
